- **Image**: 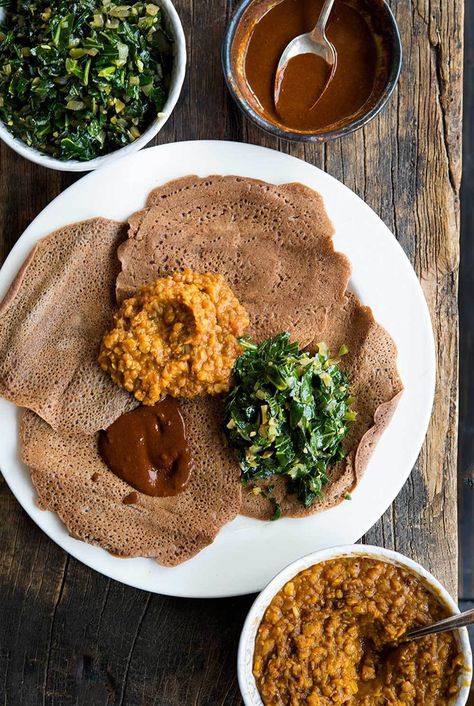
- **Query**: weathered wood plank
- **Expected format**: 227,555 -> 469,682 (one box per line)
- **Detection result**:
0,0 -> 464,702
356,1 -> 463,597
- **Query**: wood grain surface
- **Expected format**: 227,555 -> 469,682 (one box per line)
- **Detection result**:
0,0 -> 465,703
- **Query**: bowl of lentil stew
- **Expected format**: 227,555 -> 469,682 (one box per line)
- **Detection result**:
238,545 -> 472,706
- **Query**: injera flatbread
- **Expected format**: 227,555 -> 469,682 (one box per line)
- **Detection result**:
241,292 -> 403,519
116,175 -> 402,520
0,219 -> 136,435
20,397 -> 241,566
116,176 -> 352,346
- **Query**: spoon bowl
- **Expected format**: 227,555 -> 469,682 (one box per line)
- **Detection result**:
274,0 -> 337,107
398,606 -> 474,644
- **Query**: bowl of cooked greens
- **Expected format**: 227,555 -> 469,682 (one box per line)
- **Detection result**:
0,0 -> 186,171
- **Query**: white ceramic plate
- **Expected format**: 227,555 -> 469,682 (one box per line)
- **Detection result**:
0,140 -> 435,598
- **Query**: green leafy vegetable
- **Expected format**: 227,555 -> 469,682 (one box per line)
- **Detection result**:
224,333 -> 355,511
0,0 -> 173,160
270,500 -> 282,521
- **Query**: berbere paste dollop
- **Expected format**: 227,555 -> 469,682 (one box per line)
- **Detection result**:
99,397 -> 192,499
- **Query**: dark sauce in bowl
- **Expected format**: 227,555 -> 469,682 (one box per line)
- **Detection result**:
225,0 -> 400,139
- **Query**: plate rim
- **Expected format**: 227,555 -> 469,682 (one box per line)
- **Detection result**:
0,139 -> 436,597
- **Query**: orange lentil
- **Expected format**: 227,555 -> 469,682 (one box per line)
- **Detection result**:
253,557 -> 464,706
99,269 -> 249,404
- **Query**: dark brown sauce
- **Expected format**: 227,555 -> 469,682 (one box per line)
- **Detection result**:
122,491 -> 140,505
98,398 -> 192,498
236,0 -> 391,133
275,53 -> 333,125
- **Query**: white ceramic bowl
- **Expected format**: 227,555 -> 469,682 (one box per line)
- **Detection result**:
238,544 -> 473,706
0,0 -> 186,171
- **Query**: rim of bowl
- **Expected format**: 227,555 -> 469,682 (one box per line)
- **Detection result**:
237,544 -> 473,706
222,0 -> 403,143
0,0 -> 186,172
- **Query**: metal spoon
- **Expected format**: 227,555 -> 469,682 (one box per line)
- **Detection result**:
395,607 -> 474,645
274,0 -> 337,107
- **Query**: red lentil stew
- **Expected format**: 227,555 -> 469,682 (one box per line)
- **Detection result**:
253,557 -> 465,705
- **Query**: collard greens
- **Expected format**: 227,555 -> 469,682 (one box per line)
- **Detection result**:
224,333 -> 355,511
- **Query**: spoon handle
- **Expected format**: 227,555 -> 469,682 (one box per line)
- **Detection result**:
406,607 -> 474,641
311,0 -> 336,38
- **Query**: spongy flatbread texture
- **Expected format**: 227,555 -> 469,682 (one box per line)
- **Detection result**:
20,397 -> 241,566
116,176 -> 352,346
241,292 -> 403,519
0,219 -> 136,435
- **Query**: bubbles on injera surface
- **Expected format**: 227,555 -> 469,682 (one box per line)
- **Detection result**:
20,397 -> 241,565
117,175 -> 352,347
0,219 -> 137,435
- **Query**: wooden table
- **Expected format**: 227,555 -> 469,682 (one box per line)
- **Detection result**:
0,0 -> 464,702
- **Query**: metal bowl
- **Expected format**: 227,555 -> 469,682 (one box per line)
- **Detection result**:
222,0 -> 402,142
